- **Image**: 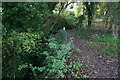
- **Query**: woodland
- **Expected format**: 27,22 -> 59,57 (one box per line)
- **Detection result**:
2,2 -> 119,79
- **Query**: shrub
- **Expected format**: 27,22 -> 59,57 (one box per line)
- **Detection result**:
18,38 -> 74,78
3,30 -> 81,79
2,31 -> 46,78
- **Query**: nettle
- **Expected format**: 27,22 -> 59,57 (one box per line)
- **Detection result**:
18,38 -> 74,78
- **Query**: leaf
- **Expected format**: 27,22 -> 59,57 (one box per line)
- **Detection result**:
83,75 -> 87,78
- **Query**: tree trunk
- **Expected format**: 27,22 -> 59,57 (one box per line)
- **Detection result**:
112,23 -> 118,39
85,2 -> 95,29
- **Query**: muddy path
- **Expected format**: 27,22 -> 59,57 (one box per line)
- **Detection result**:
66,29 -> 118,78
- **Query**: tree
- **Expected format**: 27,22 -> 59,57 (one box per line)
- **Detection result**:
107,2 -> 119,39
83,2 -> 99,28
2,2 -> 57,32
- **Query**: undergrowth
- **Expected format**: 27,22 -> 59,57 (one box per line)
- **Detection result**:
92,34 -> 118,56
18,37 -> 82,79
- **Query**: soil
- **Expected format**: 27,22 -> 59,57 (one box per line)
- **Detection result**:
66,29 -> 118,78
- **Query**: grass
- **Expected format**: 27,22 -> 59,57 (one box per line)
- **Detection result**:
77,28 -> 118,57
77,29 -> 112,40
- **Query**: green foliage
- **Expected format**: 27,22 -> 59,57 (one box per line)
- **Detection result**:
3,2 -> 119,79
106,2 -> 120,25
3,30 -> 45,54
61,10 -> 77,29
75,4 -> 83,17
18,38 -> 74,78
71,61 -> 83,70
93,2 -> 119,29
92,35 -> 118,56
57,28 -> 67,43
2,2 -> 55,32
76,15 -> 87,29
54,16 -> 68,30
3,31 -> 77,78
77,29 -> 93,40
2,31 -> 46,78
67,60 -> 85,78
92,35 -> 118,44
2,2 -> 83,78
84,2 -> 99,28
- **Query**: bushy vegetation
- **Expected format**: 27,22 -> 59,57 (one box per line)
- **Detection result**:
2,29 -> 76,79
18,38 -> 74,78
2,3 -> 53,32
2,31 -> 47,78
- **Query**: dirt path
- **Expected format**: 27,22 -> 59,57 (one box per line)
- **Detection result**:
66,29 -> 118,78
